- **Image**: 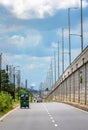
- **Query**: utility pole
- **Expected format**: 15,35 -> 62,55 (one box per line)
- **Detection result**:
80,0 -> 83,51
62,28 -> 64,73
0,53 -> 2,92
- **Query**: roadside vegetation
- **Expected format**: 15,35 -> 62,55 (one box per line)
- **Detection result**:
0,90 -> 34,117
0,69 -> 34,117
0,92 -> 13,116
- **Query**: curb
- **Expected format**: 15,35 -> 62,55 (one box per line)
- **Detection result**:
63,102 -> 88,112
0,106 -> 19,122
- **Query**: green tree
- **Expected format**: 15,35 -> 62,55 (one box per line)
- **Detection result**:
1,69 -> 10,92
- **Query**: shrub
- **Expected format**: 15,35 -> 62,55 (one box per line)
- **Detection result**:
0,92 -> 12,112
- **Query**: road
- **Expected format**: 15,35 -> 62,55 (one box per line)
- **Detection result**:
0,102 -> 88,130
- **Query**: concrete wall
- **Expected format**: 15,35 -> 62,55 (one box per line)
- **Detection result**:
46,46 -> 88,106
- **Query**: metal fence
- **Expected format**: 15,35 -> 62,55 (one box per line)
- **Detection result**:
46,46 -> 88,106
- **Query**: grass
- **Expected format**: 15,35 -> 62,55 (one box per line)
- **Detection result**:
0,99 -> 20,118
0,108 -> 13,117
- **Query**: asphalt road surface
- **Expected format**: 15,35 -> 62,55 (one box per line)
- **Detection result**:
0,102 -> 88,130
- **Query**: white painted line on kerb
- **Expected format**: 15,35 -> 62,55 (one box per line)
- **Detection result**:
0,106 -> 19,121
72,105 -> 88,114
66,103 -> 88,114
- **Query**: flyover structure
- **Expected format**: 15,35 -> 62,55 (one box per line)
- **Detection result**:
46,46 -> 88,108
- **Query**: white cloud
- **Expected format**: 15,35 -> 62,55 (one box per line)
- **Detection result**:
30,83 -> 36,87
2,53 -> 51,87
0,0 -> 88,19
2,53 -> 51,70
11,35 -> 25,47
0,30 -> 42,48
51,42 -> 58,48
26,56 -> 51,70
0,24 -> 24,34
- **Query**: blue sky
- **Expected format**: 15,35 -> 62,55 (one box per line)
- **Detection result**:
0,0 -> 88,90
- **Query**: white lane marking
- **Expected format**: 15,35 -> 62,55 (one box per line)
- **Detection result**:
55,124 -> 58,127
50,117 -> 53,119
42,103 -> 49,113
52,120 -> 55,123
42,103 -> 59,128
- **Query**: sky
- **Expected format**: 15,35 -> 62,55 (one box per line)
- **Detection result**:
0,0 -> 88,90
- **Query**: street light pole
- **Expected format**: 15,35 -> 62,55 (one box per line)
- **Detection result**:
68,8 -> 71,65
58,41 -> 60,79
68,1 -> 83,52
54,51 -> 56,83
68,7 -> 78,65
80,0 -> 83,51
62,28 -> 64,73
51,59 -> 53,86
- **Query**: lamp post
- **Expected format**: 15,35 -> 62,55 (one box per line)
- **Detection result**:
68,7 -> 78,65
47,71 -> 51,90
80,0 -> 83,51
51,59 -> 53,86
58,41 -> 60,79
68,8 -> 71,65
62,28 -> 64,73
54,51 -> 56,83
52,42 -> 59,85
68,0 -> 83,57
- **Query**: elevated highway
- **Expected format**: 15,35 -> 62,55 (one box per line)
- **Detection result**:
46,46 -> 88,109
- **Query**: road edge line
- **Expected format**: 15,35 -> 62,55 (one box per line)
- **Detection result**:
0,106 -> 19,121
